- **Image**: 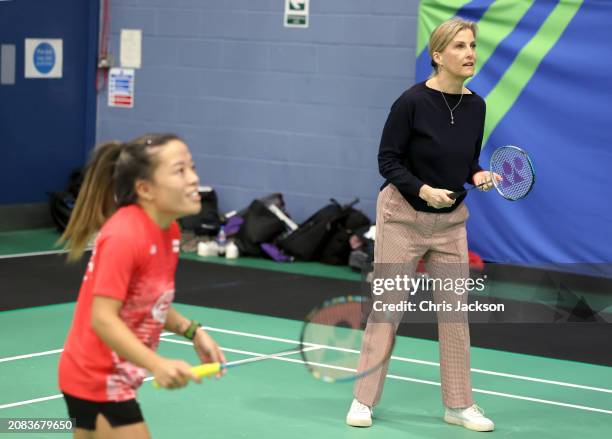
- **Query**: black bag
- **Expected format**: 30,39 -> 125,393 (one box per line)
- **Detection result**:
278,198 -> 368,262
236,192 -> 285,218
49,192 -> 76,232
348,227 -> 374,272
49,169 -> 83,232
179,187 -> 222,236
235,199 -> 287,257
319,207 -> 371,265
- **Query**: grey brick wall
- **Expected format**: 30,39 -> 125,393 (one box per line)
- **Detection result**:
98,0 -> 419,221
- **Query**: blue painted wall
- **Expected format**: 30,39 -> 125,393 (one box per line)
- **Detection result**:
97,0 -> 419,221
0,0 -> 99,204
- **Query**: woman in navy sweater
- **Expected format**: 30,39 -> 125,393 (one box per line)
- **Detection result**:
346,17 -> 498,432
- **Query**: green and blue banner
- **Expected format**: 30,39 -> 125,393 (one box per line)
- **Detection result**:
417,0 -> 610,264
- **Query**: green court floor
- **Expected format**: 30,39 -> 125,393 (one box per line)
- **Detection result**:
0,303 -> 610,438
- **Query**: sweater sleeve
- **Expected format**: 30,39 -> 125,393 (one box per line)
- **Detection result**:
377,95 -> 424,196
467,100 -> 486,183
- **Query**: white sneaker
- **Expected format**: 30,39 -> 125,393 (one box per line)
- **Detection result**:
346,398 -> 373,427
444,404 -> 494,432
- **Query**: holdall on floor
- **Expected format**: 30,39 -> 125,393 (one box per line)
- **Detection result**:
179,186 -> 223,236
235,199 -> 288,257
48,169 -> 84,232
278,198 -> 368,262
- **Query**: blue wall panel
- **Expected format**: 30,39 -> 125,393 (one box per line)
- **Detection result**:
0,0 -> 99,204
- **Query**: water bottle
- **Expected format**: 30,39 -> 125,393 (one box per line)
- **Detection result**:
225,242 -> 239,259
216,225 -> 227,256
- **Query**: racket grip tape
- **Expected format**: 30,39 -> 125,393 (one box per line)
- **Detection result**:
192,362 -> 222,378
152,362 -> 222,389
450,180 -> 489,200
448,190 -> 463,200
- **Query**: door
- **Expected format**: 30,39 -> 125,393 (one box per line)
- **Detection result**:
0,0 -> 99,203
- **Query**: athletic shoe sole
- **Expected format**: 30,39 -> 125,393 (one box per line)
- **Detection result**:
346,416 -> 372,427
444,414 -> 494,432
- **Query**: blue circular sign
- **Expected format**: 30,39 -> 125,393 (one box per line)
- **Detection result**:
33,42 -> 55,74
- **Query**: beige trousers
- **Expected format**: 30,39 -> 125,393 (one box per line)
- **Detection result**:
354,184 -> 474,409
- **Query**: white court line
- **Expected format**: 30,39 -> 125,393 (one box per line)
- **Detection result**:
0,349 -> 63,363
1,340 -> 611,415
0,333 -> 174,364
0,246 -> 94,260
198,325 -> 612,395
159,337 -> 612,415
160,337 -> 319,366
0,327 -> 610,395
0,250 -> 69,259
0,395 -> 63,410
0,344 -> 315,410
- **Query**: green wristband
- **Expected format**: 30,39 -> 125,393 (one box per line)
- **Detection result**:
183,320 -> 201,340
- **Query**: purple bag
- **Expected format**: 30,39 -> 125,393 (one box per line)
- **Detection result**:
224,215 -> 244,236
261,243 -> 293,262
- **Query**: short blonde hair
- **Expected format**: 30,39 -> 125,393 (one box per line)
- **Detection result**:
428,17 -> 477,76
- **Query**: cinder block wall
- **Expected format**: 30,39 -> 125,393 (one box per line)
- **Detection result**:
98,0 -> 419,221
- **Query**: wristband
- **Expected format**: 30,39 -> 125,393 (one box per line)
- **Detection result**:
183,320 -> 201,340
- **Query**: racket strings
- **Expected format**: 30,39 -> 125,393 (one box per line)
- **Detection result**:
301,299 -> 393,382
491,147 -> 534,200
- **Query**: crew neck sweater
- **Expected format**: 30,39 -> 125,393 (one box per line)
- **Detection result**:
378,81 -> 486,213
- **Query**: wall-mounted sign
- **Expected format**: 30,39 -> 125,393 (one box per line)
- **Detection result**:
25,38 -> 63,78
108,68 -> 135,108
284,0 -> 309,28
120,29 -> 142,69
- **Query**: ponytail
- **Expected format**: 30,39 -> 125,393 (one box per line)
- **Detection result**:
58,133 -> 183,261
59,141 -> 123,261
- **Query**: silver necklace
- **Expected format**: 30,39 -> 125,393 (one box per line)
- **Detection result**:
440,89 -> 463,125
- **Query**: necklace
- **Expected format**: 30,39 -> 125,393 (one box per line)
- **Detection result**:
440,89 -> 463,125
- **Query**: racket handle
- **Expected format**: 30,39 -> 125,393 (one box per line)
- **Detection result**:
448,190 -> 465,200
152,362 -> 222,389
449,180 -> 490,200
192,362 -> 222,378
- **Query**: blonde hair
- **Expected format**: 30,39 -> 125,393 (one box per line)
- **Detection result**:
428,17 -> 477,77
59,133 -> 182,261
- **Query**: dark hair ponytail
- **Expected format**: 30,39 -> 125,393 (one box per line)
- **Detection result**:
59,133 -> 183,261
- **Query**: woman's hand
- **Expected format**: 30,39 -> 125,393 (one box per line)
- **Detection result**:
419,185 -> 455,209
193,328 -> 227,378
151,357 -> 200,389
472,171 -> 502,191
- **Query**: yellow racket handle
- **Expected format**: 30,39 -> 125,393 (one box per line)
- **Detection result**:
152,362 -> 222,389
192,362 -> 222,378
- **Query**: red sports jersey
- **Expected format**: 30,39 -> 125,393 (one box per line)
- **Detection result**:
59,205 -> 181,402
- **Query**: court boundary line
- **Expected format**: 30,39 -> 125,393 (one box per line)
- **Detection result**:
0,245 -> 94,260
0,395 -> 64,410
159,337 -> 612,415
0,334 -> 175,364
0,349 -> 64,363
1,339 -> 610,415
0,345 -> 315,410
0,328 -> 610,395
0,250 -> 68,259
198,325 -> 612,395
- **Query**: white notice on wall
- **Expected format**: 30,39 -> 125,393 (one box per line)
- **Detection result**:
108,68 -> 135,108
120,29 -> 142,69
284,0 -> 309,28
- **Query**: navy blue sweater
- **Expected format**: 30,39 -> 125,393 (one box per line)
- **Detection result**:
378,81 -> 485,213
